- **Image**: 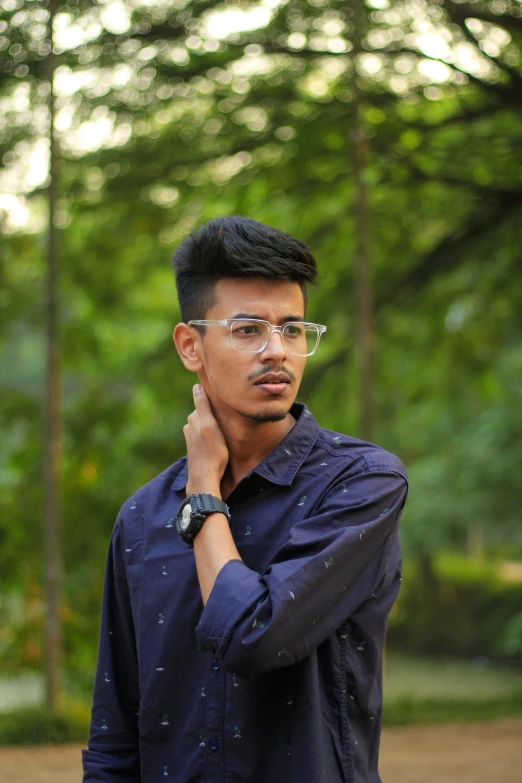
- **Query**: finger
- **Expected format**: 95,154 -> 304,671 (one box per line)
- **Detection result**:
193,383 -> 206,399
192,384 -> 212,417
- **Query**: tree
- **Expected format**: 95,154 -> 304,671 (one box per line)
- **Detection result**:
0,0 -> 521,680
43,0 -> 63,713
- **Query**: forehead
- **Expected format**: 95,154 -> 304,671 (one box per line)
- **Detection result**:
208,278 -> 305,320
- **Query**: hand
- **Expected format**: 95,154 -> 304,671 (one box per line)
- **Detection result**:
183,384 -> 229,496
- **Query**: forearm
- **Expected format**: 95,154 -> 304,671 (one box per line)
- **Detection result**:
191,483 -> 242,605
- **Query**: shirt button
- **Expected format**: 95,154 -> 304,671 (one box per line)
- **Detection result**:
211,660 -> 220,671
208,738 -> 218,751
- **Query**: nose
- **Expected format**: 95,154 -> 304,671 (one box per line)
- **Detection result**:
260,328 -> 287,362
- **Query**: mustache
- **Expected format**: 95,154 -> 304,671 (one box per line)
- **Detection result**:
248,367 -> 296,383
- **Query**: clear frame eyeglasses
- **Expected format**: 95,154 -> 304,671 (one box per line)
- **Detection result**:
188,318 -> 327,357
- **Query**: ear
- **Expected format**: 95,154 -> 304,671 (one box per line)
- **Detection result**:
173,323 -> 203,372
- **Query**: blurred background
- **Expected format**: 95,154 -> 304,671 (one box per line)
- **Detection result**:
0,0 -> 521,775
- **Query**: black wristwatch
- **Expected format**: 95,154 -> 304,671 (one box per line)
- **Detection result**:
176,493 -> 231,547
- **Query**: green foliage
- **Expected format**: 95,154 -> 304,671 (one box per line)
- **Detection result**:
389,555 -> 522,661
503,613 -> 522,657
0,0 -> 521,678
0,704 -> 89,747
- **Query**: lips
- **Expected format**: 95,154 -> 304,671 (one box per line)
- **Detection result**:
255,374 -> 290,385
255,374 -> 290,395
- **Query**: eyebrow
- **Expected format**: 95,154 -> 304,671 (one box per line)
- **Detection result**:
230,313 -> 304,323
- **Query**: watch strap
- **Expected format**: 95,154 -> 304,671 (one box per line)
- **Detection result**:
195,493 -> 230,518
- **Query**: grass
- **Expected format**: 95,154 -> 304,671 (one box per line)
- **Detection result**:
383,652 -> 522,726
384,652 -> 522,701
384,693 -> 522,726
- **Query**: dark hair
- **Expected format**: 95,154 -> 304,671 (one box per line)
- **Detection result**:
170,216 -> 318,322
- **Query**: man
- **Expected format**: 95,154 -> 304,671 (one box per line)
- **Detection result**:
82,216 -> 408,783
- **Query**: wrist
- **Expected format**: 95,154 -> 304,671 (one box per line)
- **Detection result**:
186,485 -> 221,499
176,492 -> 230,548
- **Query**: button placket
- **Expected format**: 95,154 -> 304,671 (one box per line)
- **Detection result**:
204,656 -> 225,779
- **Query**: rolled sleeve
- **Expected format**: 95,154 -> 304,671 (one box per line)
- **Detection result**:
196,559 -> 264,658
195,466 -> 408,679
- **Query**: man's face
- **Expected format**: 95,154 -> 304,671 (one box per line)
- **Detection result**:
193,278 -> 307,423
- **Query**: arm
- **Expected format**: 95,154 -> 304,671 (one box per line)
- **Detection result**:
182,384 -> 239,605
82,517 -> 140,782
195,467 -> 408,679
193,505 -> 242,606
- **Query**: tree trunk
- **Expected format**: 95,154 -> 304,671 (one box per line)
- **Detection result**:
351,5 -> 374,442
44,0 -> 63,712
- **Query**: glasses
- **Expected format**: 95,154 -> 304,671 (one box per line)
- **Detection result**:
188,319 -> 327,356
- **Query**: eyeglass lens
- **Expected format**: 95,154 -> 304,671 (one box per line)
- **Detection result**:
230,320 -> 319,355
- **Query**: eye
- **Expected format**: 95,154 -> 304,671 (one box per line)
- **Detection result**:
284,324 -> 303,337
233,324 -> 262,336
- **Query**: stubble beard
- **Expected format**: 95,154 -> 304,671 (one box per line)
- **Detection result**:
240,406 -> 289,423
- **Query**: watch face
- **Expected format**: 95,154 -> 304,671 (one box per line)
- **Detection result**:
180,502 -> 192,532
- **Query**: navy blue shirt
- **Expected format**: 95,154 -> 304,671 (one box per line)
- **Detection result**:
82,402 -> 408,783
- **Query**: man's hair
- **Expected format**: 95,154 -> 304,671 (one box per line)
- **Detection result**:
170,216 -> 318,323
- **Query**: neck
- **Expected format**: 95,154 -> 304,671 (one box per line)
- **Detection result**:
213,403 -> 297,495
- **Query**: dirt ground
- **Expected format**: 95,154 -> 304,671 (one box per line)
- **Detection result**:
0,717 -> 520,782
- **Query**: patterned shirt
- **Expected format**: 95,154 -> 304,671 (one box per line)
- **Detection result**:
82,401 -> 408,783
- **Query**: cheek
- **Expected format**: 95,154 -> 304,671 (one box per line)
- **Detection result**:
222,359 -> 260,396
204,349 -> 245,390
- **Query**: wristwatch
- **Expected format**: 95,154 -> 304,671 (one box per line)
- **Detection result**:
176,493 -> 231,547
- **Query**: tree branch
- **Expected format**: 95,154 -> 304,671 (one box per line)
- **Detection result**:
378,190 -> 522,306
441,0 -> 522,90
442,1 -> 522,35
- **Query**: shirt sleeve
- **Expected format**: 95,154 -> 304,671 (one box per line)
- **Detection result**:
82,517 -> 141,782
195,464 -> 408,679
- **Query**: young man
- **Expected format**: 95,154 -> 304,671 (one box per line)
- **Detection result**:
82,216 -> 408,783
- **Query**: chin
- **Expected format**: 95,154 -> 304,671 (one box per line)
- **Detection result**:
241,405 -> 290,423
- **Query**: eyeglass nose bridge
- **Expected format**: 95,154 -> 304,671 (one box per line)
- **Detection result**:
260,324 -> 288,353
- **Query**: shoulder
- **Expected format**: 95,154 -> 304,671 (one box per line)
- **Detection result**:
117,457 -> 187,524
105,458 -> 186,566
314,425 -> 408,483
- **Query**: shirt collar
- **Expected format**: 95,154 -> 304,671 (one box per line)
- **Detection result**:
171,401 -> 319,492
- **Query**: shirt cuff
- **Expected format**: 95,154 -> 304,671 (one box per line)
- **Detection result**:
195,558 -> 262,659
